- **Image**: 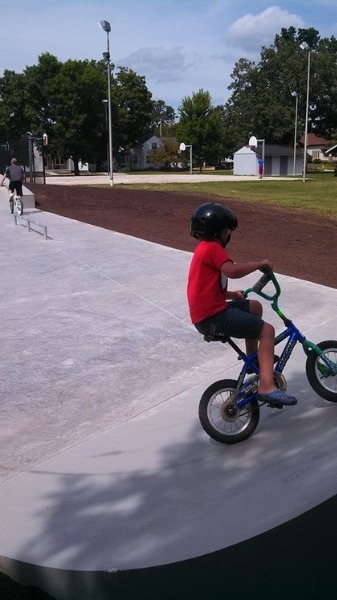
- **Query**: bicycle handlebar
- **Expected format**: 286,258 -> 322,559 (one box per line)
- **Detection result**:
243,267 -> 281,303
252,272 -> 270,294
259,263 -> 272,274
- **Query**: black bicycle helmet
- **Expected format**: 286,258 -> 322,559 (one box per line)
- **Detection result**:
190,202 -> 238,240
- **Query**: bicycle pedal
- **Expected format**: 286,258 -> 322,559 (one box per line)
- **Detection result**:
267,401 -> 283,410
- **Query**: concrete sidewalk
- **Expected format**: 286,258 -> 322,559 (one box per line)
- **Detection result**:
1,184 -> 337,598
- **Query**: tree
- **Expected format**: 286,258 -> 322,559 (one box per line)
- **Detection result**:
49,59 -> 106,174
147,137 -> 180,170
23,53 -> 62,137
0,53 -> 107,173
177,90 -> 225,170
112,67 -> 153,168
0,56 -> 154,173
223,27 -> 337,149
151,100 -> 176,136
0,70 -> 30,138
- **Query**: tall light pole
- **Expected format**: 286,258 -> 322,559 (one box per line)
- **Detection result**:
100,20 -> 114,186
291,91 -> 298,176
102,99 -> 109,174
179,142 -> 193,175
301,43 -> 311,183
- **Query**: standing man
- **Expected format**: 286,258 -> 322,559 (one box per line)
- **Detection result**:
258,157 -> 264,179
1,158 -> 26,200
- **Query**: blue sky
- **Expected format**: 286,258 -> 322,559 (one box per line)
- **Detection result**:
1,0 -> 336,111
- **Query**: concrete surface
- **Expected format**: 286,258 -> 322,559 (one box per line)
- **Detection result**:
45,172 -> 292,185
1,181 -> 35,207
0,180 -> 337,595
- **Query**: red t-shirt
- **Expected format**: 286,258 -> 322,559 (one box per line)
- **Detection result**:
187,241 -> 232,323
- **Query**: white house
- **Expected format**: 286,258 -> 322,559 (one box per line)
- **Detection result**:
129,135 -> 163,170
300,133 -> 330,161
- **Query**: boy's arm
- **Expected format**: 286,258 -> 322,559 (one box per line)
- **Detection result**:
221,259 -> 273,279
0,172 -> 7,185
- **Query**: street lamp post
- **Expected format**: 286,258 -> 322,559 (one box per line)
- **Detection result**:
102,99 -> 109,174
100,20 -> 114,186
291,91 -> 298,176
179,142 -> 193,175
301,43 -> 311,183
27,133 -> 34,183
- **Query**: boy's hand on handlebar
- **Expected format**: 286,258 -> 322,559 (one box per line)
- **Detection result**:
259,260 -> 273,273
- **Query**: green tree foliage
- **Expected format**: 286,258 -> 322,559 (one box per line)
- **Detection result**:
24,53 -> 62,135
0,70 -> 29,138
0,55 -> 154,173
224,27 -> 337,149
113,67 -> 153,150
177,89 -> 225,169
151,100 -> 176,135
147,137 -> 180,169
50,58 -> 106,173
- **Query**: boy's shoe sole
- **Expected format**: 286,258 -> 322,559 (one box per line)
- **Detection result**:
257,389 -> 297,406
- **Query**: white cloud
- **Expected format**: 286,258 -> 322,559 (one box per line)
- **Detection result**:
227,6 -> 304,53
117,46 -> 195,84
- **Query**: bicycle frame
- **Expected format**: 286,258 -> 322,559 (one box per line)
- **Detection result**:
232,271 -> 337,409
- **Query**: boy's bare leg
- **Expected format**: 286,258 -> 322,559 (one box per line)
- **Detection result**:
245,299 -> 262,356
257,322 -> 277,393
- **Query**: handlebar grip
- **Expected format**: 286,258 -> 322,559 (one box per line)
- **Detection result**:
253,273 -> 270,294
259,263 -> 272,274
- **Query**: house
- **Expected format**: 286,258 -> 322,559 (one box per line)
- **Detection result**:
129,135 -> 163,170
300,133 -> 330,161
233,144 -> 303,177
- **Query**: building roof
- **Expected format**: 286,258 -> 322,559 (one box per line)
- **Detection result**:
299,133 -> 330,147
237,144 -> 303,157
264,144 -> 303,157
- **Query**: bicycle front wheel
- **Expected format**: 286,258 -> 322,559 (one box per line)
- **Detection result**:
306,340 -> 337,401
198,379 -> 260,444
16,197 -> 23,215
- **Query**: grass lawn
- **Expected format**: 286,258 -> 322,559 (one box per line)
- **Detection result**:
117,171 -> 337,221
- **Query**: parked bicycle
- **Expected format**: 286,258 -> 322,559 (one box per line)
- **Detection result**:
198,268 -> 337,444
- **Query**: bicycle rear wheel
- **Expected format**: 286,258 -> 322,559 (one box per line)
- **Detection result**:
9,195 -> 14,214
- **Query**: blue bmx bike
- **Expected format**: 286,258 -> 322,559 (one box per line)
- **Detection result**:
198,268 -> 337,444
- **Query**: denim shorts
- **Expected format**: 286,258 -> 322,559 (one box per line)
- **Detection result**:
194,300 -> 264,340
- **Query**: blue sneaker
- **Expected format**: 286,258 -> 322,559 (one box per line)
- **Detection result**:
257,388 -> 297,406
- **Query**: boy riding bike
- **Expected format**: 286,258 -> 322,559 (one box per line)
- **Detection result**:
187,202 -> 297,407
0,157 -> 26,201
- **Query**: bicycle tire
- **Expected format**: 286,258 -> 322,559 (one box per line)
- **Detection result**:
306,340 -> 337,402
198,379 -> 260,444
16,197 -> 23,215
9,196 -> 14,214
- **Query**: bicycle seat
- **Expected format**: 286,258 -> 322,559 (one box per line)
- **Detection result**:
203,334 -> 229,343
